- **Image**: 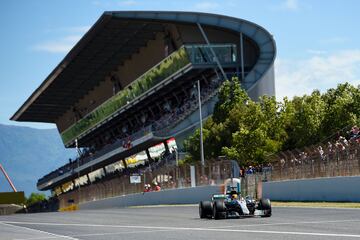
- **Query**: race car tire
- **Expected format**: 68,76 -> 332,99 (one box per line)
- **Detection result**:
213,200 -> 226,220
199,201 -> 213,219
258,198 -> 272,217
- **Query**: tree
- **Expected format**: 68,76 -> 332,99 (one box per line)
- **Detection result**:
184,77 -> 249,163
283,90 -> 326,149
184,79 -> 360,167
221,97 -> 284,165
320,83 -> 360,140
213,77 -> 249,123
26,193 -> 46,206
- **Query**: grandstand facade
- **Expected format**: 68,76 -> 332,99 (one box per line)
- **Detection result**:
11,11 -> 276,205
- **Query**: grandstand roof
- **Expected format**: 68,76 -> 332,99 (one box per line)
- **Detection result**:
11,11 -> 276,123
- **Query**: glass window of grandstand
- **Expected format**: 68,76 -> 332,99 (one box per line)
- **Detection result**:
185,44 -> 236,65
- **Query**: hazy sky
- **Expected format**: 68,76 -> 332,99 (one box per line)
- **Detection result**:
0,0 -> 359,129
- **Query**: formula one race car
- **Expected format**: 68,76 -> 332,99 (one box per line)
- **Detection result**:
199,178 -> 271,219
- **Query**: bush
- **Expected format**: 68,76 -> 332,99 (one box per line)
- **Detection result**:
26,193 -> 46,206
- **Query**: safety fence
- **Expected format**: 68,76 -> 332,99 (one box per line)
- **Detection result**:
39,76 -> 222,187
58,142 -> 360,208
58,160 -> 261,208
267,141 -> 360,181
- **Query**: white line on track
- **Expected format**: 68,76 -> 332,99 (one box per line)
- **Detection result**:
12,229 -> 175,240
211,219 -> 360,229
2,220 -> 360,238
0,222 -> 79,240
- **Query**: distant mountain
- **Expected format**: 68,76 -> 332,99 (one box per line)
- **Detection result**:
0,124 -> 76,196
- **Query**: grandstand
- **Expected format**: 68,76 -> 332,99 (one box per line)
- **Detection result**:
11,11 -> 276,208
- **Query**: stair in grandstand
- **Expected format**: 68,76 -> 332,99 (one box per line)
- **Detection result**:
153,77 -> 220,138
36,74 -> 224,190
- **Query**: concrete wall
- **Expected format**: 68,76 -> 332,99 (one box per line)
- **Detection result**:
79,185 -> 220,210
246,64 -> 275,100
262,176 -> 360,202
79,176 -> 360,210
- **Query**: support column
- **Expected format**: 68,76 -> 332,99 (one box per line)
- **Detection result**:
156,102 -> 163,112
148,106 -> 155,118
172,93 -> 180,105
86,174 -> 91,184
201,74 -> 209,85
197,23 -> 227,81
134,115 -> 141,125
127,119 -> 134,127
182,87 -> 189,97
240,32 -> 245,81
163,140 -> 170,154
197,80 -> 205,166
122,159 -> 128,169
146,149 -> 153,164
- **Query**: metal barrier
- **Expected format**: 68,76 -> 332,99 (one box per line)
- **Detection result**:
39,77 -> 222,187
55,141 -> 360,208
268,141 -> 360,181
58,160 -> 246,208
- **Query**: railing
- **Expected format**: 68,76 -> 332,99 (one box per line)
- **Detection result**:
57,160 -> 233,207
61,47 -> 191,145
38,78 -> 223,187
153,76 -> 221,137
55,140 -> 360,208
38,126 -> 154,187
185,44 -> 237,65
60,44 -> 237,146
266,141 -> 360,181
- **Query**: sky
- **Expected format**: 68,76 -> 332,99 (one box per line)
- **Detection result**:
0,0 -> 359,129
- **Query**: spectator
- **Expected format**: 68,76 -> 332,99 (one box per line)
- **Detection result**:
153,182 -> 161,191
318,146 -> 325,161
143,184 -> 151,192
350,126 -> 359,141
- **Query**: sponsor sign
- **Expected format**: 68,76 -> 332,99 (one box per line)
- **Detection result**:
130,174 -> 141,184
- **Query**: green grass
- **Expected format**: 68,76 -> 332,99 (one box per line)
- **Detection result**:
271,201 -> 360,208
130,202 -> 360,209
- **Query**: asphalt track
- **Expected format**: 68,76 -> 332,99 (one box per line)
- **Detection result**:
1,206 -> 360,240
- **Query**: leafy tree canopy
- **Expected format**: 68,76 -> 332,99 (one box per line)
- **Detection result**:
184,78 -> 360,166
26,192 -> 46,206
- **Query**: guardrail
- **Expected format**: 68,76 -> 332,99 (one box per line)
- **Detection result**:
60,44 -> 237,146
61,47 -> 191,145
57,160 -> 247,208
267,141 -> 360,181
38,77 -> 223,187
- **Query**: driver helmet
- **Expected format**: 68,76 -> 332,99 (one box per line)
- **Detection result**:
231,194 -> 238,200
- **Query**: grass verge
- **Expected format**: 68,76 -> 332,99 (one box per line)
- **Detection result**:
129,202 -> 360,209
271,201 -> 360,208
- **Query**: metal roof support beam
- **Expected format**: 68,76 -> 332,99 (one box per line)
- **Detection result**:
201,74 -> 209,85
148,106 -> 155,118
196,23 -> 227,81
240,32 -> 245,81
172,92 -> 180,105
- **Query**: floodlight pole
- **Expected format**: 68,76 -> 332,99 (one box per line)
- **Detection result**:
197,80 -> 205,166
75,139 -> 81,203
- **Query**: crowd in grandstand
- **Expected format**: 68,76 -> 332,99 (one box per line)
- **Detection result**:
39,78 -> 221,185
277,125 -> 360,169
60,149 -> 177,195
